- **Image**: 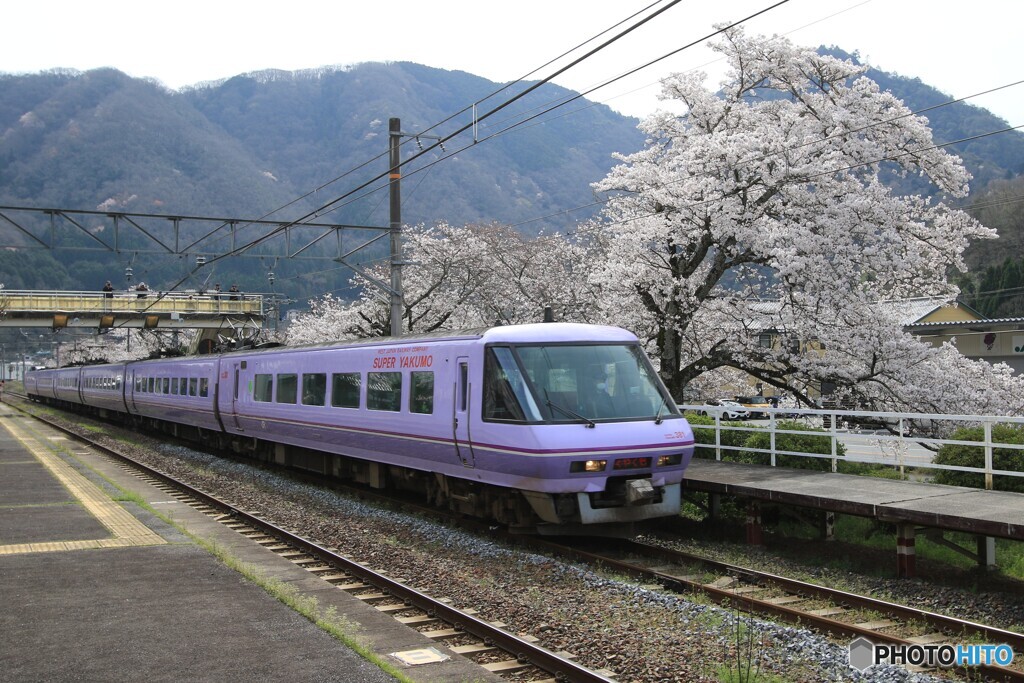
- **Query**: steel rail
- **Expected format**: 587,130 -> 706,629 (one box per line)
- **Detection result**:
10,392 -> 1020,680
7,396 -> 615,683
614,537 -> 1024,652
534,536 -> 1023,682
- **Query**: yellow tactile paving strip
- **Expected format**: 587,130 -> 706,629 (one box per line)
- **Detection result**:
0,416 -> 166,555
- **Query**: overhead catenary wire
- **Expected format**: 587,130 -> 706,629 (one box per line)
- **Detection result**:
274,80 -> 1024,287
114,0 -> 806,299
269,0 -> 797,233
292,23 -> 1024,239
106,0 -> 705,322
189,0 -> 685,257
117,1 -> 1024,306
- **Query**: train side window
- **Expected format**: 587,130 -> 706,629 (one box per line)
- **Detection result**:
330,373 -> 360,408
199,377 -> 209,397
301,373 -> 326,406
181,377 -> 188,394
276,373 -> 298,404
189,378 -> 198,396
410,371 -> 434,414
482,347 -> 538,422
458,363 -> 468,412
367,372 -> 401,412
254,374 -> 273,402
148,377 -> 155,393
171,378 -> 179,395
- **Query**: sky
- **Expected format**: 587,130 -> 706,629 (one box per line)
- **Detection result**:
2,0 -> 1022,126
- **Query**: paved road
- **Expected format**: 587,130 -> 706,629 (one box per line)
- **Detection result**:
836,431 -> 936,467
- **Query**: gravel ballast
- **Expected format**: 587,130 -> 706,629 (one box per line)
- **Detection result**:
35,408 -> 1024,683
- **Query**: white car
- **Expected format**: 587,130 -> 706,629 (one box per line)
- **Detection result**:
701,399 -> 749,420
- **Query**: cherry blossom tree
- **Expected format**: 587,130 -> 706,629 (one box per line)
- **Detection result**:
56,329 -> 175,365
587,26 -> 1024,415
285,28 -> 1024,417
286,222 -> 595,344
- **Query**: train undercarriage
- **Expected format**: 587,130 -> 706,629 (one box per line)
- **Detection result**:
37,397 -> 672,535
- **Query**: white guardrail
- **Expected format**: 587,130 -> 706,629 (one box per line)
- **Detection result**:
678,404 -> 1024,490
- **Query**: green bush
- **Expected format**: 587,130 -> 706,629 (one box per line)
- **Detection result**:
933,424 -> 1024,492
736,420 -> 846,471
684,415 -> 843,470
685,413 -> 757,460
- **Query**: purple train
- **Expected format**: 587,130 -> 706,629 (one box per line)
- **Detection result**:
25,323 -> 695,532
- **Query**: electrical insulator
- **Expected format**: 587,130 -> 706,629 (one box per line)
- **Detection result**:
267,271 -> 275,285
125,266 -> 133,282
196,255 -> 206,266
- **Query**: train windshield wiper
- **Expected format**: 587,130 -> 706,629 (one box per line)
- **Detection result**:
654,396 -> 667,425
544,390 -> 596,428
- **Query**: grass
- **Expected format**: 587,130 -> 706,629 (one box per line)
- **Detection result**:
201,541 -> 413,683
112,489 -> 147,506
78,423 -> 108,435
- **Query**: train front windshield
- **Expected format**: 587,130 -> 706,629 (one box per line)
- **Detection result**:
483,344 -> 680,424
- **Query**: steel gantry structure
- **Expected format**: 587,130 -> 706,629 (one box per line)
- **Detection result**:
0,205 -> 389,263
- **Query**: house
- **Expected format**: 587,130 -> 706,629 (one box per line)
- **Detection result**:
727,297 -> 1021,402
900,298 -> 1024,374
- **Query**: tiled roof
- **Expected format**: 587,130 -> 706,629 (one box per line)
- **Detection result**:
906,316 -> 1024,328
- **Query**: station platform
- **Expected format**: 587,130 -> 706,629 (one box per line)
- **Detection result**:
0,405 -> 501,683
683,458 -> 1024,577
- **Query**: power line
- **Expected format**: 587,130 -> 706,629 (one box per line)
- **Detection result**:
511,80 -> 1024,238
100,1 -> 699,314
281,75 -> 1024,284
192,1 -> 681,257
282,1 -> 797,231
202,0 -> 697,266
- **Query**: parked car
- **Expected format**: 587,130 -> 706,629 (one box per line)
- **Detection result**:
734,395 -> 771,419
701,398 -> 749,420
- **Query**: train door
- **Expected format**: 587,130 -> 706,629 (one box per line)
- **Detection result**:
452,356 -> 475,467
125,368 -> 138,414
230,361 -> 244,431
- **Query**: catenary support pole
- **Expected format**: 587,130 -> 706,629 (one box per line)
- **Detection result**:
388,117 -> 403,337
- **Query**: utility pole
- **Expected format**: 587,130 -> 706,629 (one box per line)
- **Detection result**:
389,117 -> 403,337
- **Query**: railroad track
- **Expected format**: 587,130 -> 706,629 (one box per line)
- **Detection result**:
10,392 -> 1024,680
532,535 -> 1024,682
5,395 -> 616,683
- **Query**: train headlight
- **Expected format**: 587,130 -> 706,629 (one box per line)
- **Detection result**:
657,453 -> 683,467
570,459 -> 607,473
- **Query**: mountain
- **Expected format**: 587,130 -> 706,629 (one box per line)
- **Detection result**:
0,63 -> 644,301
1,58 -> 1022,307
182,63 -> 643,231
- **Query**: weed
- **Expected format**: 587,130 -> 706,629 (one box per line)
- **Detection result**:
718,601 -> 765,683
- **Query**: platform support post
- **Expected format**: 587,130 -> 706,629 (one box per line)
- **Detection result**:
896,523 -> 916,578
745,500 -> 763,546
708,493 -> 721,520
821,511 -> 835,541
977,536 -> 996,571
